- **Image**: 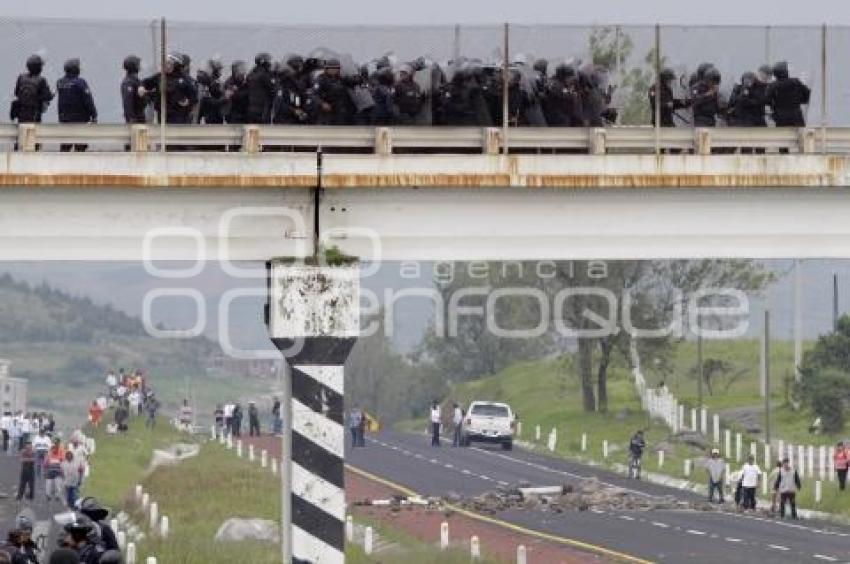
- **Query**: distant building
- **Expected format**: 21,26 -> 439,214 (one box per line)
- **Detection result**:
0,359 -> 27,414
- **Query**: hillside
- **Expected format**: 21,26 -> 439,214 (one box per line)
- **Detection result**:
0,274 -> 274,425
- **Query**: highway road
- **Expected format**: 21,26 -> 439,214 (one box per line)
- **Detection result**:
347,430 -> 850,564
0,452 -> 60,560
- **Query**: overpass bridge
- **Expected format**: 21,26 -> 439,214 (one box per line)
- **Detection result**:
2,124 -> 850,262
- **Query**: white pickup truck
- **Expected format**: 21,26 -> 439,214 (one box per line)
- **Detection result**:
462,401 -> 516,450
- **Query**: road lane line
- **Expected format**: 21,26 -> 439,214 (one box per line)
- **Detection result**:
725,538 -> 741,543
618,515 -> 635,521
686,529 -> 706,536
813,555 -> 837,561
767,544 -> 791,552
651,522 -> 669,528
346,463 -> 653,564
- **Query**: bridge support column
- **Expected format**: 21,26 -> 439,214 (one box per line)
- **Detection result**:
268,262 -> 359,564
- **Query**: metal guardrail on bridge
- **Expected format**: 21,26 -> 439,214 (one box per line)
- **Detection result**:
3,123 -> 850,155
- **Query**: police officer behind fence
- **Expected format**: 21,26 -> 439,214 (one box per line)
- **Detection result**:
141,52 -> 198,124
11,55 -> 53,125
650,68 -> 689,127
57,58 -> 97,152
245,52 -> 276,124
195,58 -> 225,124
766,61 -> 810,127
312,58 -> 354,125
121,55 -> 147,125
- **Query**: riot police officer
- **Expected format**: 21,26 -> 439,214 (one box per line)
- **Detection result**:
223,61 -> 249,124
394,64 -> 424,125
121,55 -> 147,124
57,58 -> 97,152
245,52 -> 276,124
728,71 -> 767,127
196,58 -> 225,124
11,55 -> 53,125
766,61 -> 810,127
78,497 -> 119,551
61,517 -> 101,564
272,61 -> 308,125
141,52 -> 198,124
649,68 -> 689,127
691,65 -> 723,127
311,59 -> 355,125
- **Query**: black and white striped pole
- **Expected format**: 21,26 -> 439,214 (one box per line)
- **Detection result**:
268,261 -> 359,563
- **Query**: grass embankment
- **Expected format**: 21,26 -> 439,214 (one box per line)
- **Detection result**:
86,414 -> 496,563
437,355 -> 850,518
85,418 -> 280,563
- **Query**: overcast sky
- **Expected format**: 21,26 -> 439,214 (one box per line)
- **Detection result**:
4,0 -> 850,26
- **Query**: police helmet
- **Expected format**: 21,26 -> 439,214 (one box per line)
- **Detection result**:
741,71 -> 757,88
696,62 -> 713,80
123,55 -> 141,74
231,60 -> 247,77
79,497 -> 109,522
63,516 -> 94,539
63,58 -> 81,76
324,58 -> 341,70
660,68 -> 676,83
554,63 -> 575,80
207,57 -> 223,77
705,67 -> 721,85
286,55 -> 304,70
26,54 -> 43,74
533,58 -> 548,75
255,52 -> 272,68
166,52 -> 184,72
773,61 -> 789,80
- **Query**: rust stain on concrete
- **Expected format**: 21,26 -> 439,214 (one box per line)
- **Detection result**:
0,174 -> 315,188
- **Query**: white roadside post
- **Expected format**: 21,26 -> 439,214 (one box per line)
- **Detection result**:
816,480 -> 822,504
516,421 -> 522,437
517,544 -> 527,564
117,531 -> 126,551
581,433 -> 587,452
701,408 -> 708,435
764,444 -> 771,471
126,543 -> 136,564
808,445 -> 815,478
146,558 -> 156,564
713,414 -> 720,444
160,516 -> 169,539
236,440 -> 242,458
271,458 -> 278,475
135,485 -> 143,503
141,493 -> 150,510
471,536 -> 481,559
735,433 -> 742,462
535,425 -> 541,441
658,450 -> 664,468
226,434 -> 233,449
725,429 -> 731,458
798,445 -> 806,478
761,474 -> 768,495
364,527 -> 373,555
210,424 -> 216,441
828,447 -> 835,481
548,428 -> 557,452
684,459 -> 691,477
149,502 -> 158,530
678,404 -> 685,430
750,442 -> 757,462
603,440 -> 609,459
345,516 -> 354,542
248,444 -> 255,462
440,522 -> 449,550
819,446 -> 827,480
691,409 -> 697,432
261,449 -> 268,468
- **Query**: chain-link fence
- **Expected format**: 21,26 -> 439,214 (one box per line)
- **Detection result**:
0,18 -> 847,150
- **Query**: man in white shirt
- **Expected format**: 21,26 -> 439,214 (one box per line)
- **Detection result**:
740,455 -> 761,511
430,401 -> 442,447
451,403 -> 464,447
0,412 -> 11,453
223,403 -> 234,436
19,415 -> 31,450
32,430 -> 51,480
106,370 -> 118,399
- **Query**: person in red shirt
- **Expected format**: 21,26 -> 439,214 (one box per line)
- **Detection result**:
835,441 -> 849,491
88,401 -> 103,428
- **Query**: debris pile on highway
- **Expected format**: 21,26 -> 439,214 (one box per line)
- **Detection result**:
450,477 -> 711,515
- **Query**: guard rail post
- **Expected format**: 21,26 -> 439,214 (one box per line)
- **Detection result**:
242,125 -> 261,154
590,128 -> 607,155
799,128 -> 816,154
375,127 -> 393,155
17,124 -> 36,152
484,127 -> 501,155
130,125 -> 150,152
695,128 -> 711,156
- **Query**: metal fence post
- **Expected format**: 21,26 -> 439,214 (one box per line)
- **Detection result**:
160,18 -> 167,153
654,24 -> 661,155
502,23 -> 510,156
821,23 -> 827,153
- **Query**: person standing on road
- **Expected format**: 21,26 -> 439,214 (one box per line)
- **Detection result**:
768,460 -> 783,512
704,448 -> 725,503
248,401 -> 260,437
834,442 -> 848,491
628,430 -> 646,479
145,393 -> 159,428
451,403 -> 464,447
231,403 -> 242,437
223,402 -> 234,437
430,401 -> 441,447
348,407 -> 362,449
61,450 -> 84,509
774,456 -> 802,520
45,437 -> 65,503
739,455 -> 761,511
15,440 -> 35,502
1,411 -> 11,453
32,429 -> 51,482
271,397 -> 282,435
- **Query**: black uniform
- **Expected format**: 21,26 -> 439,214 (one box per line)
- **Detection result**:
371,70 -> 395,126
649,70 -> 689,127
141,70 -> 197,124
312,72 -> 355,125
223,74 -> 249,124
766,67 -> 810,127
11,73 -> 52,124
57,70 -> 97,152
245,65 -> 276,124
544,68 -> 584,127
196,71 -> 225,124
394,77 -> 424,125
121,74 -> 147,124
728,78 -> 767,127
691,80 -> 722,127
438,73 -> 477,126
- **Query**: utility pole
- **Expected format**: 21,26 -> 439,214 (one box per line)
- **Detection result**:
833,273 -> 839,331
764,310 -> 771,445
793,260 -> 803,384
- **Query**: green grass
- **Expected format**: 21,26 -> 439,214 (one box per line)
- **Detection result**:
435,354 -> 850,518
84,418 -> 280,563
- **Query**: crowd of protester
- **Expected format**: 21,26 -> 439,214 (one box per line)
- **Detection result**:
7,50 -> 812,143
98,368 -> 159,433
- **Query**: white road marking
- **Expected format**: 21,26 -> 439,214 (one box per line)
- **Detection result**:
497,480 -> 509,486
461,469 -> 471,475
429,459 -> 438,464
725,538 -> 741,543
618,515 -> 635,521
767,544 -> 790,551
444,464 -> 454,469
813,555 -> 837,562
479,475 -> 491,481
652,522 -> 669,528
686,529 -> 706,536
591,509 -> 605,514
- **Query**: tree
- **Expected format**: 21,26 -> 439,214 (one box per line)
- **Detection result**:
796,315 -> 850,432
